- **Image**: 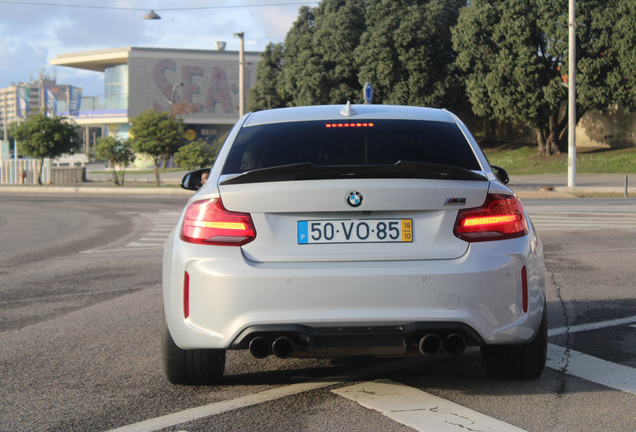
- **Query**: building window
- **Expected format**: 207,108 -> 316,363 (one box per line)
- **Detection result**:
104,64 -> 128,110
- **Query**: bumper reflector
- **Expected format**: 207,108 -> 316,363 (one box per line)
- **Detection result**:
184,271 -> 190,319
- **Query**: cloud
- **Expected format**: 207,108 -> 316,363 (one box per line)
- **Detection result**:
249,3 -> 303,43
0,39 -> 49,85
0,0 -> 306,95
53,9 -> 153,48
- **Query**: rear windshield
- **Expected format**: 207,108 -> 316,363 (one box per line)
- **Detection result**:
221,119 -> 481,175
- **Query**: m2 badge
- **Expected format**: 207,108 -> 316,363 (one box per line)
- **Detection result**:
444,198 -> 466,206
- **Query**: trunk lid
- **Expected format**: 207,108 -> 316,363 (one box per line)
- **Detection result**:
218,178 -> 489,263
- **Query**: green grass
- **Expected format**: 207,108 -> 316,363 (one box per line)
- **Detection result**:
91,146 -> 636,177
483,143 -> 636,175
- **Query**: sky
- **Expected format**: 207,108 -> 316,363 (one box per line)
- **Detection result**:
0,0 -> 317,95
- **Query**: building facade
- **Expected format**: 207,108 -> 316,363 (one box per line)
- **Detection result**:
0,74 -> 64,137
49,46 -> 261,160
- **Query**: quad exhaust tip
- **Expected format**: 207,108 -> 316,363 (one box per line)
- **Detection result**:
419,334 -> 443,356
272,336 -> 296,359
248,336 -> 271,359
443,334 -> 467,357
249,336 -> 296,359
418,333 -> 466,357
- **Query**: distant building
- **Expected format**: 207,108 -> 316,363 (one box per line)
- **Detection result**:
0,73 -> 74,141
49,46 -> 261,158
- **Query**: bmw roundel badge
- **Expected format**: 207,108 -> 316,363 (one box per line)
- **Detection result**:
346,191 -> 363,207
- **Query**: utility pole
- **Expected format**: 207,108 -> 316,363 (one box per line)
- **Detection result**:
234,31 -> 245,117
14,86 -> 18,161
3,91 -> 7,141
568,0 -> 577,187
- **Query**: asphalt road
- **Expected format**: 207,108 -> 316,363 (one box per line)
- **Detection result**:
1,194 -> 636,432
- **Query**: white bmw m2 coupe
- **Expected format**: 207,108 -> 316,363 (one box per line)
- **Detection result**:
162,104 -> 547,385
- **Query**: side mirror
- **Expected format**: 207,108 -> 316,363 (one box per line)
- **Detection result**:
181,168 -> 211,191
491,165 -> 509,185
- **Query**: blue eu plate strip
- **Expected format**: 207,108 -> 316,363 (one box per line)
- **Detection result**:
297,221 -> 308,244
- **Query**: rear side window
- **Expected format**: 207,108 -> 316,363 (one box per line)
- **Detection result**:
221,120 -> 481,175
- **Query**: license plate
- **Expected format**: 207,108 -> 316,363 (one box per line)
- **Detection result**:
297,219 -> 413,244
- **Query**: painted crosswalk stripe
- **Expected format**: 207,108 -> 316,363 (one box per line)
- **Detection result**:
333,379 -> 526,432
549,315 -> 636,336
547,344 -> 636,395
524,203 -> 636,231
126,242 -> 164,247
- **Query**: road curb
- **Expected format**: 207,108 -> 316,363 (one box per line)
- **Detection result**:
515,190 -> 578,199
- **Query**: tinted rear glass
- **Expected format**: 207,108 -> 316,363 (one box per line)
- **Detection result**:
221,120 -> 480,175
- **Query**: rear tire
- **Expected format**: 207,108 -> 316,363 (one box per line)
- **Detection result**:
481,303 -> 547,380
162,320 -> 225,385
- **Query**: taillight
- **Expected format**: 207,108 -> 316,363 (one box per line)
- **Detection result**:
454,194 -> 528,242
180,199 -> 256,246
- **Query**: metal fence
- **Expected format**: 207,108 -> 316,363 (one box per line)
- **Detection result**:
0,159 -> 51,184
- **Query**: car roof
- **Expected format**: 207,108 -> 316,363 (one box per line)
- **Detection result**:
243,104 -> 456,127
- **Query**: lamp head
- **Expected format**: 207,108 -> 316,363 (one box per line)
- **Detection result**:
143,10 -> 161,20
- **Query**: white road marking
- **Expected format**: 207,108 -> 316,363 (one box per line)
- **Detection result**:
548,246 -> 636,254
107,355 -> 462,432
80,211 -> 178,253
547,344 -> 636,395
80,247 -> 163,254
333,379 -> 526,432
524,204 -> 636,231
549,315 -> 636,336
123,212 -> 178,248
126,242 -> 164,248
108,311 -> 636,430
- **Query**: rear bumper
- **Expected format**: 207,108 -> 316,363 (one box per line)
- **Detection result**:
163,233 -> 545,351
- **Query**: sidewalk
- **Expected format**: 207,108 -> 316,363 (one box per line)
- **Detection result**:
508,173 -> 635,198
0,164 -> 193,195
1,171 -> 634,197
83,163 -> 189,184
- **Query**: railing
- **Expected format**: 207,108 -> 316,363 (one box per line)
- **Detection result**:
57,93 -> 128,113
0,158 -> 51,184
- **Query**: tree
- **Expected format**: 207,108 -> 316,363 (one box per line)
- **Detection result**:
171,101 -> 200,116
10,114 -> 80,185
173,139 -> 220,171
94,136 -> 136,186
248,0 -> 463,111
276,1 -> 367,106
452,0 -> 621,156
355,0 -> 466,109
276,6 -> 323,106
608,0 -> 636,111
129,109 -> 184,186
313,0 -> 367,104
247,42 -> 288,112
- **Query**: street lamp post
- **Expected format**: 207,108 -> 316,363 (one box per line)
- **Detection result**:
568,0 -> 577,187
168,82 -> 183,117
234,31 -> 245,117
